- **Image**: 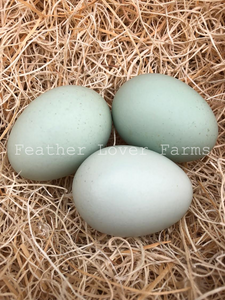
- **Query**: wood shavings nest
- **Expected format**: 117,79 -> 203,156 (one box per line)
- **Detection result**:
0,1 -> 225,299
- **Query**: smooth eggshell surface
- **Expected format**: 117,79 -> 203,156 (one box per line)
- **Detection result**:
112,74 -> 218,162
72,146 -> 193,237
7,85 -> 112,181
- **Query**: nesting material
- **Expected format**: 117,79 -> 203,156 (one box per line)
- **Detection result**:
0,1 -> 225,299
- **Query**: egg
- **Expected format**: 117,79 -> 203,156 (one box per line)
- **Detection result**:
72,146 -> 193,237
112,74 -> 218,162
7,86 -> 112,181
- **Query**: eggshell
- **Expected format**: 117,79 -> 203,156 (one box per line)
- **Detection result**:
112,74 -> 218,162
7,85 -> 112,181
72,146 -> 193,237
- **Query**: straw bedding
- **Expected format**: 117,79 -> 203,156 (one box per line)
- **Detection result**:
0,0 -> 225,299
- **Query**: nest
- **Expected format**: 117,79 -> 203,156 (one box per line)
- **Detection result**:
0,0 -> 225,299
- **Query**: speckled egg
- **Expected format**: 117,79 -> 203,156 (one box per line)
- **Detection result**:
112,74 -> 218,162
7,85 -> 112,181
72,146 -> 193,237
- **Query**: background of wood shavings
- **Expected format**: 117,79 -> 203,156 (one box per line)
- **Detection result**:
0,1 -> 225,299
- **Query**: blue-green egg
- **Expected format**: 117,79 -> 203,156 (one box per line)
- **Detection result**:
7,85 -> 112,181
72,146 -> 193,237
112,74 -> 218,162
